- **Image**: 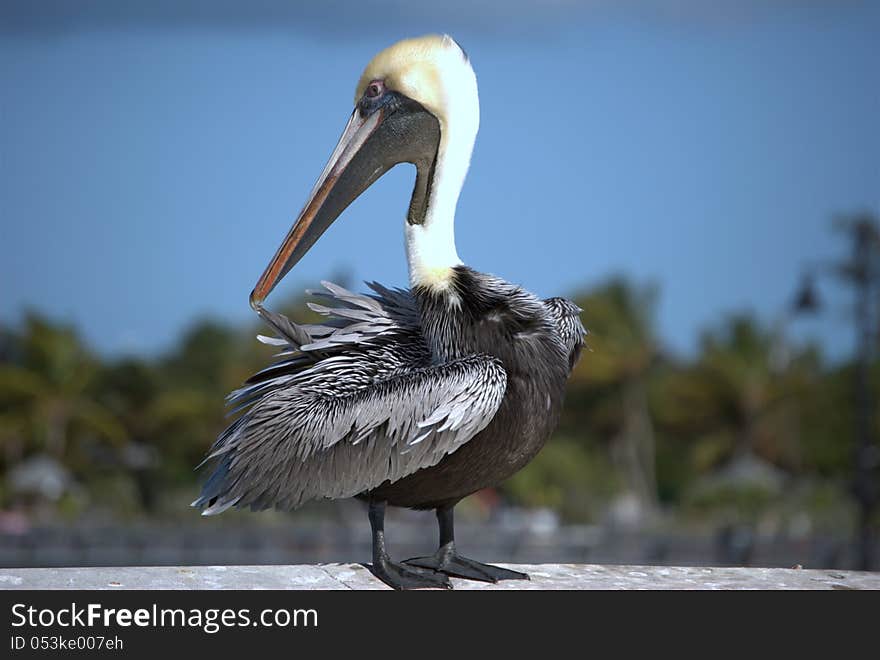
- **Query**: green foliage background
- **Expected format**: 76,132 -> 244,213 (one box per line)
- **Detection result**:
0,275 -> 875,538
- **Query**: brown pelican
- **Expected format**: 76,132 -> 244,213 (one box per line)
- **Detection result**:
193,35 -> 586,589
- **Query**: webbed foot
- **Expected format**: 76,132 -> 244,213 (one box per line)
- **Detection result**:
369,555 -> 453,590
405,546 -> 529,583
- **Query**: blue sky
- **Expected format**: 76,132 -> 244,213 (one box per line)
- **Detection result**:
1,1 -> 878,361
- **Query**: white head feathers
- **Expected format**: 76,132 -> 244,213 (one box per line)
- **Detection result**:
358,35 -> 480,292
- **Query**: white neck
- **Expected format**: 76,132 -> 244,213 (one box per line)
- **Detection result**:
404,135 -> 467,290
405,60 -> 479,291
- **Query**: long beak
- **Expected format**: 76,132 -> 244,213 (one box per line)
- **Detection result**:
249,108 -> 387,309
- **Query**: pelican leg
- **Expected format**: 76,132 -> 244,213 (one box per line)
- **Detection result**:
404,505 -> 529,583
367,500 -> 452,590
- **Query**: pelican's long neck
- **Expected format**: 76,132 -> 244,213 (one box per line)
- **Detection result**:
405,76 -> 479,292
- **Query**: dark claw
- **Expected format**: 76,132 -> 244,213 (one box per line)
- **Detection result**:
368,557 -> 453,590
405,552 -> 529,583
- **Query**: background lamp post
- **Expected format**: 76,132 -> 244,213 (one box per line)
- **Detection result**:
792,213 -> 880,571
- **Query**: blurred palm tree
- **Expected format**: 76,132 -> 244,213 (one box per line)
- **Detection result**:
0,275 -> 860,532
565,278 -> 662,519
655,314 -> 821,484
0,314 -> 125,500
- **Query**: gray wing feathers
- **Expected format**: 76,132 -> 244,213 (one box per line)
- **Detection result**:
193,281 -> 508,515
298,280 -> 420,351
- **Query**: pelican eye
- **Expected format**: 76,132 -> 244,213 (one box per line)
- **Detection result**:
365,81 -> 384,99
358,81 -> 392,117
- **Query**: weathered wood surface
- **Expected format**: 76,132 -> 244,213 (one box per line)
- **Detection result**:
1,563 -> 877,590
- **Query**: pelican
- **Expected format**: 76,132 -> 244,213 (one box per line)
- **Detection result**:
193,35 -> 586,589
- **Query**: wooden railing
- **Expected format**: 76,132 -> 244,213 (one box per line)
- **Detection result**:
1,563 -> 878,590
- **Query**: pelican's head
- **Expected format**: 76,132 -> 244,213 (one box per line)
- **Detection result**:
251,35 -> 479,308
